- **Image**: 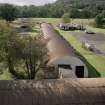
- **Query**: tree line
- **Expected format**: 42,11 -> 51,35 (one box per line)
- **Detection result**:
0,0 -> 105,19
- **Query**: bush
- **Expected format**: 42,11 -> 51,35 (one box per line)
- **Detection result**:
0,4 -> 17,21
94,13 -> 104,27
36,70 -> 45,80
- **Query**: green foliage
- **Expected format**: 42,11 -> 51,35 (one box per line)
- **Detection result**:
0,21 -> 47,80
70,8 -> 93,19
0,21 -> 25,78
62,13 -> 70,23
94,13 -> 104,27
21,35 -> 47,79
0,4 -> 17,21
82,9 -> 93,18
101,10 -> 105,17
35,70 -> 45,80
0,0 -> 105,18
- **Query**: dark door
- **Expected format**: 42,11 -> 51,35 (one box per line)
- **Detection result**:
75,66 -> 84,78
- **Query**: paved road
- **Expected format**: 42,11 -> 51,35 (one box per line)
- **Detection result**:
71,32 -> 105,57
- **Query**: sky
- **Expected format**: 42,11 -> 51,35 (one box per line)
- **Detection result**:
0,0 -> 56,6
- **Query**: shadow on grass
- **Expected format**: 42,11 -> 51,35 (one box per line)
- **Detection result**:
76,52 -> 101,78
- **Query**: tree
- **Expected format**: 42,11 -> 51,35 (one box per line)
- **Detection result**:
0,21 -> 25,76
102,10 -> 105,18
95,13 -> 104,27
82,9 -> 92,19
22,35 -> 48,79
0,21 -> 47,80
70,8 -> 81,18
0,4 -> 17,21
62,13 -> 70,23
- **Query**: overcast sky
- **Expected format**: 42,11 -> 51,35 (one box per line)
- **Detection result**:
0,0 -> 56,6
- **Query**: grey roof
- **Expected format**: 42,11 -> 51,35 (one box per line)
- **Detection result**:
41,23 -> 76,61
0,78 -> 105,105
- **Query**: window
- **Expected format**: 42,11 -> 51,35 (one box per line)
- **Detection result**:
58,64 -> 72,70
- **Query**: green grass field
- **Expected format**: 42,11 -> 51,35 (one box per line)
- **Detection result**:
101,43 -> 105,50
28,25 -> 40,37
33,18 -> 61,25
0,68 -> 13,80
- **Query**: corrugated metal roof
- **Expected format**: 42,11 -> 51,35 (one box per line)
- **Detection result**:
41,23 -> 76,61
0,78 -> 105,105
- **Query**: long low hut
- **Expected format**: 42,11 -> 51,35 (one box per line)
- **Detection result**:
0,78 -> 105,105
41,23 -> 88,78
59,23 -> 85,31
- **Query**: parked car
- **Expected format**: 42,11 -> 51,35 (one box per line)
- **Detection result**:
85,29 -> 95,34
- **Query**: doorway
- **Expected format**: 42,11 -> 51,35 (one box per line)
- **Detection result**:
75,66 -> 84,78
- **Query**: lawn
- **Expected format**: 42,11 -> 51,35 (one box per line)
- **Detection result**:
0,71 -> 13,80
0,67 -> 13,80
28,25 -> 40,37
87,26 -> 105,34
33,18 -> 61,25
101,43 -> 105,50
